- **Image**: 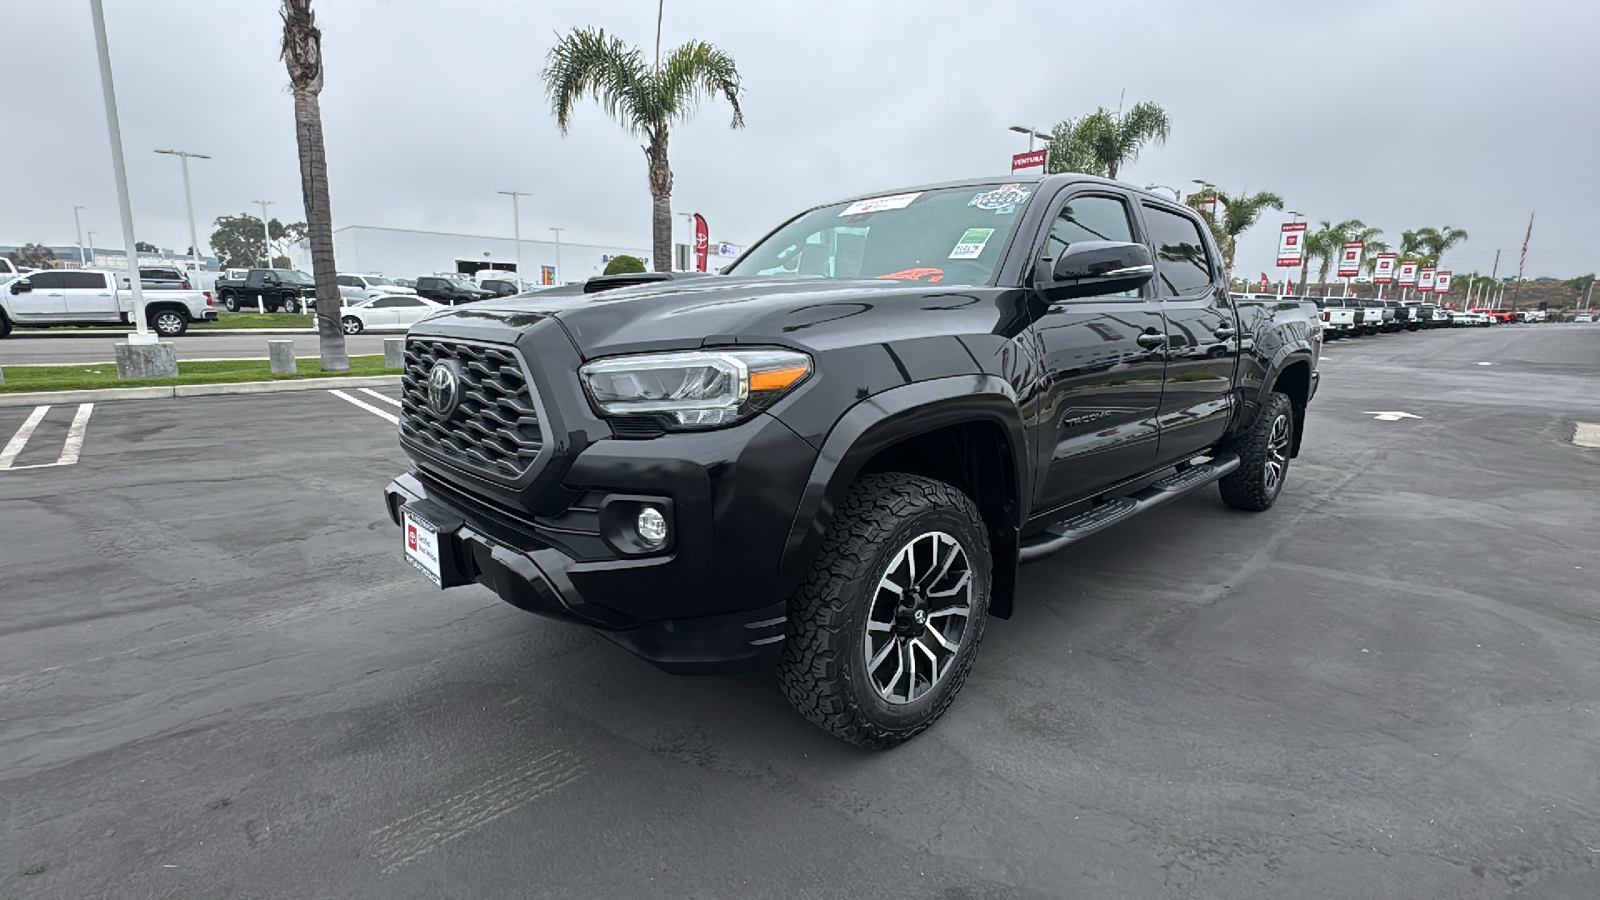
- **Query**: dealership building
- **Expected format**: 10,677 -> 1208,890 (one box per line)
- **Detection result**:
286,225 -> 703,285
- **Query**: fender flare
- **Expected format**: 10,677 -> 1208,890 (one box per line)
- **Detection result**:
777,374 -> 1030,587
1258,348 -> 1318,456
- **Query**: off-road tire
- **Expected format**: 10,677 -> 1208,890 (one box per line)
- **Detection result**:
778,472 -> 992,750
1219,390 -> 1294,512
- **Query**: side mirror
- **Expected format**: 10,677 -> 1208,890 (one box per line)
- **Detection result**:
1042,241 -> 1155,299
10,279 -> 32,294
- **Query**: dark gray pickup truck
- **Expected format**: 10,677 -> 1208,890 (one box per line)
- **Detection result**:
384,174 -> 1323,748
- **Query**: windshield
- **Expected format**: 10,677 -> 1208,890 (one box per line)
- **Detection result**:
279,270 -> 314,284
726,185 -> 1035,286
448,279 -> 477,290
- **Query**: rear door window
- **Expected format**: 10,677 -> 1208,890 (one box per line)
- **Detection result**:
1141,205 -> 1215,297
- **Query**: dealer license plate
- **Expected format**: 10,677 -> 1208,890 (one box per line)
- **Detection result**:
402,509 -> 442,587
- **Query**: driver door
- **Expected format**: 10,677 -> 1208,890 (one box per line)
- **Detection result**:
6,272 -> 70,321
1027,190 -> 1169,513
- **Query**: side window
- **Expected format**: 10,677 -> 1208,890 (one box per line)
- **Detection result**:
370,297 -> 400,308
395,297 -> 425,307
63,272 -> 106,289
30,271 -> 68,289
336,276 -> 354,288
1142,205 -> 1214,297
1044,195 -> 1135,259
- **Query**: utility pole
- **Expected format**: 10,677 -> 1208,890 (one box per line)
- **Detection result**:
254,200 -> 275,268
73,206 -> 87,266
87,230 -> 97,262
89,0 -> 151,343
549,227 -> 564,285
156,149 -> 211,279
498,190 -> 529,284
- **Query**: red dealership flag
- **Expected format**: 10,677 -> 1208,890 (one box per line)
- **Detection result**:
692,214 -> 708,273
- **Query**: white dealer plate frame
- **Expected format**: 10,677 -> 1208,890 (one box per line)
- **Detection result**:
403,508 -> 443,587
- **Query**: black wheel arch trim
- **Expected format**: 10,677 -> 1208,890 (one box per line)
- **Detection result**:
778,374 -> 1030,617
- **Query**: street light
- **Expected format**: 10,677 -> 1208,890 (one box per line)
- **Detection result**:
253,199 -> 275,268
155,149 -> 211,279
1287,209 -> 1302,223
549,227 -> 564,285
88,0 -> 151,343
73,206 -> 87,265
1145,184 -> 1182,200
1008,124 -> 1052,152
498,190 -> 529,282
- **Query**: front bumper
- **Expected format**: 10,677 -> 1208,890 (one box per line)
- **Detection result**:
385,472 -> 790,674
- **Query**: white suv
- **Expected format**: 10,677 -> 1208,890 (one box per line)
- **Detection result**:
337,273 -> 416,304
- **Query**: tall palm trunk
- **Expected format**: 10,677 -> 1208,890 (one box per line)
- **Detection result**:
646,129 -> 672,273
281,0 -> 347,371
292,88 -> 347,369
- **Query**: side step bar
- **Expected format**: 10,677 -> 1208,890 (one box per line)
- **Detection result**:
1018,453 -> 1241,564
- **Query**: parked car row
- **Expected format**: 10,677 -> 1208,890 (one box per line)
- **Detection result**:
0,268 -> 217,337
1237,293 -> 1555,340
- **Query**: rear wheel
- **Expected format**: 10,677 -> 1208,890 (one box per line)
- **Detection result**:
151,309 -> 188,336
1218,391 -> 1294,512
222,293 -> 239,313
778,473 -> 991,750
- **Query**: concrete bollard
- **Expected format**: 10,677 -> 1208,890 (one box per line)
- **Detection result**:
268,340 -> 298,375
114,341 -> 178,379
383,338 -> 405,370
0,364 -> 5,385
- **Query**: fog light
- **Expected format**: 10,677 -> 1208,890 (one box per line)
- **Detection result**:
636,506 -> 668,546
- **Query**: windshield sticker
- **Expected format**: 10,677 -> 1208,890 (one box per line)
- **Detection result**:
839,192 -> 922,217
968,184 -> 1031,211
948,228 -> 996,260
876,267 -> 945,283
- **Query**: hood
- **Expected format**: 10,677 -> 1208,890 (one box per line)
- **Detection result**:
415,273 -> 1010,358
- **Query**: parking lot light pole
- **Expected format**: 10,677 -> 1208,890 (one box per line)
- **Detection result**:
498,191 -> 529,283
549,227 -> 564,285
1008,124 -> 1051,153
156,150 -> 210,281
73,206 -> 87,266
88,0 -> 151,343
253,200 -> 275,268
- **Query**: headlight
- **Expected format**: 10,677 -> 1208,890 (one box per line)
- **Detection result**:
580,349 -> 812,429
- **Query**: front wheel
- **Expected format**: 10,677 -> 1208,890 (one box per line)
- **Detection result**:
280,297 -> 301,314
778,473 -> 991,750
341,316 -> 363,335
1218,391 -> 1294,512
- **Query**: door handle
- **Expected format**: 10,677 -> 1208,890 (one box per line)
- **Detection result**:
1213,325 -> 1236,339
1135,331 -> 1167,348
98,293 -> 111,297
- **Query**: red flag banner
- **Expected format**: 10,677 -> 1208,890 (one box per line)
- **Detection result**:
692,213 -> 708,273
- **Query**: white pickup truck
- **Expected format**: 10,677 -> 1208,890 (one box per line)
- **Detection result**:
0,269 -> 217,338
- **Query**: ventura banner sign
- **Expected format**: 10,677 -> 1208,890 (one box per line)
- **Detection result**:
1277,222 -> 1307,267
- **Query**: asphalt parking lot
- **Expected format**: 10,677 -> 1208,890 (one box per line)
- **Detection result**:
3,324 -> 1598,899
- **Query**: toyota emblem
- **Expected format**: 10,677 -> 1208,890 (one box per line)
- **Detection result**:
426,362 -> 460,418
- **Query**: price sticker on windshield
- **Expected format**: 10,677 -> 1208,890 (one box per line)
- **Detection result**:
839,192 -> 921,216
948,228 -> 996,260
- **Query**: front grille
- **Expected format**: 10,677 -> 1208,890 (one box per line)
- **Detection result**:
400,339 -> 543,480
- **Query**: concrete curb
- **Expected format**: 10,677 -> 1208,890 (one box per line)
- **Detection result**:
0,375 -> 401,408
8,328 -> 319,339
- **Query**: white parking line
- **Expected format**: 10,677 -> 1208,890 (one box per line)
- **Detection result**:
328,389 -> 399,424
0,404 -> 96,471
0,406 -> 51,470
358,388 -> 401,407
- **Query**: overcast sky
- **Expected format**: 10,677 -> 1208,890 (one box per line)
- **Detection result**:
4,0 -> 1595,279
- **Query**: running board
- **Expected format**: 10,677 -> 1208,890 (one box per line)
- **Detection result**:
1018,453 -> 1241,564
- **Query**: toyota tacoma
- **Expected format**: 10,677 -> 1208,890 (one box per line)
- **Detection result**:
384,174 -> 1322,748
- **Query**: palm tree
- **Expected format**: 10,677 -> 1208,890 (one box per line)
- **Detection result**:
1306,219 -> 1368,288
280,0 -> 347,370
1063,102 -> 1172,180
1044,118 -> 1106,177
1201,189 -> 1283,275
1413,226 -> 1468,268
543,27 -> 744,273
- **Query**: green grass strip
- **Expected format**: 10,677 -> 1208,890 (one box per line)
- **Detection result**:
0,355 -> 399,393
